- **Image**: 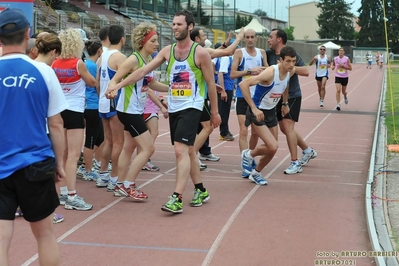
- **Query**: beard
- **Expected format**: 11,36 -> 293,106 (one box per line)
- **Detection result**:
175,27 -> 189,41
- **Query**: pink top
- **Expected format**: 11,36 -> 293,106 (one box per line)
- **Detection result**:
334,56 -> 349,78
144,90 -> 159,114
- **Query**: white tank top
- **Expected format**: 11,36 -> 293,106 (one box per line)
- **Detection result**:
99,49 -> 119,113
252,65 -> 290,110
315,54 -> 329,78
239,47 -> 263,96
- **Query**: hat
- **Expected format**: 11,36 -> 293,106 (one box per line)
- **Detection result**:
214,42 -> 222,49
76,28 -> 88,41
204,39 -> 212,48
0,8 -> 29,35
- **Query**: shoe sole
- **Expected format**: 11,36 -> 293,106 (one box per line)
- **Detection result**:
199,158 -> 220,162
284,168 -> 303,175
142,168 -> 160,171
53,217 -> 64,224
161,206 -> 183,213
64,205 -> 93,211
248,176 -> 268,185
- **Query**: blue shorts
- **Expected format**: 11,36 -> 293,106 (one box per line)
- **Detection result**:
99,110 -> 117,119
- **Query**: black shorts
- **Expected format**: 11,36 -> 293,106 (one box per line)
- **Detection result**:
0,168 -> 59,222
84,109 -> 104,149
117,111 -> 148,138
200,101 -> 211,122
315,76 -> 328,81
236,97 -> 249,115
276,97 -> 301,122
61,110 -> 85,129
335,77 -> 349,86
169,108 -> 202,146
245,107 -> 277,128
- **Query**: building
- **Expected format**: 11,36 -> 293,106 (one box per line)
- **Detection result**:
289,1 -> 319,41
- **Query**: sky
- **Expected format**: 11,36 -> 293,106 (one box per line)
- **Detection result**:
235,0 -> 361,21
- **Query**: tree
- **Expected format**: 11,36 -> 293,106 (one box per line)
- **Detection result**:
213,0 -> 225,7
356,0 -> 385,47
385,0 -> 399,53
236,14 -> 252,29
283,26 -> 295,41
188,3 -> 210,25
254,9 -> 267,17
316,0 -> 355,40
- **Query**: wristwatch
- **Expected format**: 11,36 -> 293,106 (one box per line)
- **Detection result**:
282,102 -> 289,106
247,69 -> 252,75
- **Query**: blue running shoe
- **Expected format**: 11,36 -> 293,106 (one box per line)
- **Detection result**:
241,171 -> 250,178
252,159 -> 257,169
249,171 -> 268,186
241,149 -> 253,175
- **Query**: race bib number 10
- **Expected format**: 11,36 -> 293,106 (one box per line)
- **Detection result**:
171,82 -> 192,100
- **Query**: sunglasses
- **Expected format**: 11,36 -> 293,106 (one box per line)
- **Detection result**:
320,48 -> 325,51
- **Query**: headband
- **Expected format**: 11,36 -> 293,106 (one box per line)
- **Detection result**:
142,30 -> 157,46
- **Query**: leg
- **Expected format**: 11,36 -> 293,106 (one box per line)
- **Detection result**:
100,118 -> 112,172
316,80 -> 322,99
117,131 -> 137,183
64,129 -> 84,191
335,83 -> 342,104
174,142 -> 191,194
30,216 -> 60,266
0,220 -> 13,266
237,114 -> 249,152
279,118 -> 297,161
320,77 -> 328,101
251,124 -> 278,171
195,120 -> 213,154
109,115 -> 124,178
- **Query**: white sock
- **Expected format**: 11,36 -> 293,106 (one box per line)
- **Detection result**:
60,186 -> 68,195
123,181 -> 135,188
110,176 -> 118,184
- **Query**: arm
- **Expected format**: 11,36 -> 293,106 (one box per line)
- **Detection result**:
206,28 -> 245,59
48,114 -> 66,180
331,58 -> 336,70
218,72 -> 227,102
147,89 -> 168,118
108,54 -> 139,88
78,60 -> 97,87
197,48 -> 221,127
261,49 -> 269,68
230,49 -> 245,79
239,68 -> 273,122
346,58 -> 352,71
309,55 -> 317,66
327,56 -> 331,68
295,55 -> 309,77
148,80 -> 169,92
107,47 -> 169,96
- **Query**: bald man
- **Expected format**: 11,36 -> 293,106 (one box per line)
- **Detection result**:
230,29 -> 268,178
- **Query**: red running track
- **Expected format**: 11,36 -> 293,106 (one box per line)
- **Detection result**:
10,64 -> 382,266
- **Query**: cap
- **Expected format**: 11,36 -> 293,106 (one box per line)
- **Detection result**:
76,28 -> 88,41
204,39 -> 212,48
0,8 -> 29,35
214,42 -> 222,49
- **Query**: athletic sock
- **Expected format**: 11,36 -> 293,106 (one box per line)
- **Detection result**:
194,183 -> 205,192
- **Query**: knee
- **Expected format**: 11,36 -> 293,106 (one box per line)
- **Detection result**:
239,127 -> 248,138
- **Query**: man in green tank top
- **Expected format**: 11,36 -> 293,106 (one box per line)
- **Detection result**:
107,10 -> 221,214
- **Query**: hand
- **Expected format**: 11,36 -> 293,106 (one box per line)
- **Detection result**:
106,85 -> 118,99
250,66 -> 266,75
160,106 -> 169,119
160,98 -> 168,109
210,113 -> 221,128
225,30 -> 232,46
252,108 -> 264,122
281,105 -> 290,117
237,27 -> 245,41
54,164 -> 66,183
216,84 -> 225,94
221,91 -> 227,102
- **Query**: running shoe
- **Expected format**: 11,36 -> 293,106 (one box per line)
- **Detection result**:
241,171 -> 250,178
299,149 -> 318,166
96,173 -> 110,187
199,153 -> 220,161
189,188 -> 210,207
219,134 -> 235,141
142,160 -> 160,171
241,149 -> 254,175
113,183 -> 126,197
59,194 -> 68,205
106,181 -> 116,192
15,207 -> 23,217
199,159 -> 207,171
64,195 -> 93,211
118,184 -> 148,201
53,213 -> 64,224
344,97 -> 349,105
161,195 -> 183,214
76,165 -> 86,177
249,171 -> 268,185
284,161 -> 303,174
320,99 -> 324,107
336,104 -> 341,111
83,171 -> 99,181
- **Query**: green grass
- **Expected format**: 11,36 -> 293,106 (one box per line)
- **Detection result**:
384,67 -> 399,144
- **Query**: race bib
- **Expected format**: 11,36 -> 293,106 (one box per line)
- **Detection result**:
337,68 -> 345,73
265,92 -> 282,109
319,64 -> 327,70
171,82 -> 192,100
